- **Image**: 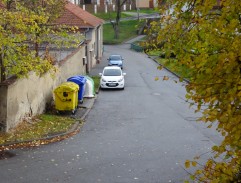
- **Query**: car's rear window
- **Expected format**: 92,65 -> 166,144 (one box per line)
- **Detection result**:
103,69 -> 121,76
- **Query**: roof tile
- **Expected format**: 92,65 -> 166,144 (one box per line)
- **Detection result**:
56,2 -> 104,28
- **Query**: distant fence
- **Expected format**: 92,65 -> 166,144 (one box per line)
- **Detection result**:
82,3 -> 135,14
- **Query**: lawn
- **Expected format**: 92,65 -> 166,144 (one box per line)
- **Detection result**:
95,12 -> 132,21
95,9 -> 158,21
103,19 -> 140,44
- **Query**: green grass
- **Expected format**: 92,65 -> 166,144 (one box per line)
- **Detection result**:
95,12 -> 132,21
145,47 -> 192,80
0,114 -> 77,145
95,8 -> 158,21
146,50 -> 162,56
90,75 -> 100,92
103,19 -> 139,44
156,58 -> 191,79
125,8 -> 159,14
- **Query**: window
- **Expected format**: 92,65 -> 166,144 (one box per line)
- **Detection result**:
103,69 -> 121,76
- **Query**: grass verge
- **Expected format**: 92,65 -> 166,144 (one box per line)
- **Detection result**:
91,75 -> 100,93
155,58 -> 191,79
146,48 -> 192,80
0,114 -> 78,145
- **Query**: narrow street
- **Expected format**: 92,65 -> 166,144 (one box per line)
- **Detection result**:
0,40 -> 222,183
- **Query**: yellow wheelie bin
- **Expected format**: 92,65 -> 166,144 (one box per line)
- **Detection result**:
54,82 -> 79,114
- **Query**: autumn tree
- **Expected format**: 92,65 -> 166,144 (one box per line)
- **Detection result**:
0,0 -> 81,82
146,0 -> 241,182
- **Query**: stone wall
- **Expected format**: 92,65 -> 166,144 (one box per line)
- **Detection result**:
0,84 -> 7,131
0,46 -> 87,132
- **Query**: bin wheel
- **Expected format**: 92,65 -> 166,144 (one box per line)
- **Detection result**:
56,110 -> 64,115
72,109 -> 76,115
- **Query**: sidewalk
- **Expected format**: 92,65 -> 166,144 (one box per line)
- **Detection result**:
125,35 -> 146,44
74,97 -> 96,121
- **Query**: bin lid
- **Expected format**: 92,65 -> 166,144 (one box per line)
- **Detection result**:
54,82 -> 79,93
67,75 -> 87,85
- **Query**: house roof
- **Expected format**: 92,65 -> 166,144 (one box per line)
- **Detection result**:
55,2 -> 104,28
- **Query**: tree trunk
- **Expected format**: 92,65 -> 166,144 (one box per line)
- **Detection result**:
35,42 -> 39,58
0,51 -> 6,82
114,0 -> 121,39
113,0 -> 128,39
114,23 -> 119,39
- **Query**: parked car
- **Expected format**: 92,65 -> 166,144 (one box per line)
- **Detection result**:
99,66 -> 126,90
107,54 -> 124,69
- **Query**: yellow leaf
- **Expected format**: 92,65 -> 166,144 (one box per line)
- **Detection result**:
157,65 -> 163,70
196,169 -> 202,175
185,160 -> 190,168
207,124 -> 212,128
191,161 -> 197,167
155,77 -> 159,81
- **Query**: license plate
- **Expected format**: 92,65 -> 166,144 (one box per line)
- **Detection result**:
108,83 -> 116,86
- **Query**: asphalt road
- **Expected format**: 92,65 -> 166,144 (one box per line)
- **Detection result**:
0,38 -> 222,183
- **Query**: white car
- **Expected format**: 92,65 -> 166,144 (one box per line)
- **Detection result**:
99,66 -> 126,89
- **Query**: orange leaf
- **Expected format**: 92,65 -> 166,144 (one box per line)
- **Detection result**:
163,76 -> 169,81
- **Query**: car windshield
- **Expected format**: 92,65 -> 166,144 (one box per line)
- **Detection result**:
109,55 -> 121,60
103,69 -> 121,76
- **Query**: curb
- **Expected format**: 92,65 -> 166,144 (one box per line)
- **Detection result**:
0,121 -> 81,152
79,96 -> 97,121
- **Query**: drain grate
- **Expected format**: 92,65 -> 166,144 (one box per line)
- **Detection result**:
0,151 -> 15,160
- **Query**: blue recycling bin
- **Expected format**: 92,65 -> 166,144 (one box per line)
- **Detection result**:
67,76 -> 87,103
